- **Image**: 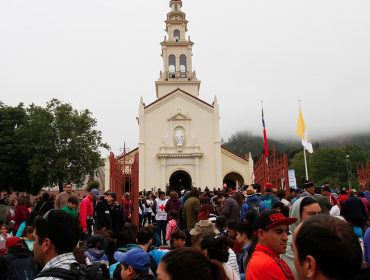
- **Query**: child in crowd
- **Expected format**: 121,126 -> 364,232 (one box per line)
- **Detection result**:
170,229 -> 186,250
165,210 -> 178,242
61,196 -> 79,216
0,224 -> 9,256
215,216 -> 226,236
147,224 -> 161,247
21,226 -> 34,251
84,235 -> 109,268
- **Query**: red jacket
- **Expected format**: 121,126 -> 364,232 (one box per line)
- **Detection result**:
340,194 -> 349,203
79,196 -> 93,230
12,205 -> 28,235
246,244 -> 295,280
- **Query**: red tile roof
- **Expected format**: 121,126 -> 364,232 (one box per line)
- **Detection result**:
221,146 -> 249,162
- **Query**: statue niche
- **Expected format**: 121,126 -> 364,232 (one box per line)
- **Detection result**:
175,127 -> 185,147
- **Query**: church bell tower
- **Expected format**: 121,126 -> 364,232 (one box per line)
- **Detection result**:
155,0 -> 201,98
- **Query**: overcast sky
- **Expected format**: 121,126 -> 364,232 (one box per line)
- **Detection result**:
1,0 -> 369,158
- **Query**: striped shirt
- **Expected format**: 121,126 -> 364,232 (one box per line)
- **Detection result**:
36,253 -> 77,280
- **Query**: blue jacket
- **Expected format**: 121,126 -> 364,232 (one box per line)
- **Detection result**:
241,195 -> 266,220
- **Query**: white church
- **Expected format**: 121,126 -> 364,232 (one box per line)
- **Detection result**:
105,0 -> 254,191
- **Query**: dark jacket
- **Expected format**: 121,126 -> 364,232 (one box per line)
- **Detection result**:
96,197 -> 113,231
221,197 -> 240,223
164,198 -> 182,221
111,202 -> 125,236
34,199 -> 54,216
345,195 -> 366,219
2,247 -> 36,280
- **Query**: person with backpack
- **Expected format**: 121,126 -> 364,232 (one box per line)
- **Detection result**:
1,237 -> 36,280
84,235 -> 109,268
257,183 -> 280,210
241,186 -> 266,220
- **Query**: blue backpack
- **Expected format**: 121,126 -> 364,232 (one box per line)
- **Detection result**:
263,198 -> 273,210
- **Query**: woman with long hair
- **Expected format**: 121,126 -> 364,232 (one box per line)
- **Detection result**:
11,198 -> 29,235
200,235 -> 240,280
157,247 -> 228,280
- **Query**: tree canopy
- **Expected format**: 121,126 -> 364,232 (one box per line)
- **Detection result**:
0,99 -> 110,194
289,144 -> 369,189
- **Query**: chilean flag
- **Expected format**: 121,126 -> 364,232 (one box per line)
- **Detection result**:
262,109 -> 269,160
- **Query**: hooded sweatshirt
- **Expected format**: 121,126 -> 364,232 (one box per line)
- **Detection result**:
85,248 -> 109,267
280,197 -> 306,279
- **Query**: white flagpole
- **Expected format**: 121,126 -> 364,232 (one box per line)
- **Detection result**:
303,146 -> 309,180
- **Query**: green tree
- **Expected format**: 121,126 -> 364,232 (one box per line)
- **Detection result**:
19,99 -> 110,193
0,103 -> 32,193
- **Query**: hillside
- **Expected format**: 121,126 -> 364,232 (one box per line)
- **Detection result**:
222,131 -> 370,162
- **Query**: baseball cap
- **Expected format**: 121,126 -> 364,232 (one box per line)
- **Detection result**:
90,188 -> 100,199
114,249 -> 151,271
6,237 -> 23,248
265,183 -> 274,189
86,234 -> 102,248
295,188 -> 303,194
253,209 -> 297,232
322,186 -> 331,192
348,189 -> 354,194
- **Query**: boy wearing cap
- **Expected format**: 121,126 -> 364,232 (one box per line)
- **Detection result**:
245,209 -> 297,280
114,248 -> 155,280
84,234 -> 109,268
2,237 -> 36,280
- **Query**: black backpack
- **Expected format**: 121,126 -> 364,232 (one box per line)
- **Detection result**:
246,201 -> 262,214
35,262 -> 109,280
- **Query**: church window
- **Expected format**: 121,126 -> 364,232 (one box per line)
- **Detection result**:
180,55 -> 187,78
174,30 -> 180,42
169,55 -> 176,78
175,4 -> 178,11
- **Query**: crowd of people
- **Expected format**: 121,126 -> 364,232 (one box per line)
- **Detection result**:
0,181 -> 370,280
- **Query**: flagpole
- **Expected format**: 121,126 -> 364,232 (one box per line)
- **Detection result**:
303,146 -> 309,180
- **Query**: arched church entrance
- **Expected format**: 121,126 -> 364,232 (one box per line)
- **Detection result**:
223,172 -> 244,190
169,170 -> 192,191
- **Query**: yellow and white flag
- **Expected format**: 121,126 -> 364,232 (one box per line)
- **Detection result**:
296,108 -> 313,153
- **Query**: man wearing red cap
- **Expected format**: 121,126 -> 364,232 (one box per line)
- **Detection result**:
257,183 -> 280,210
245,209 -> 297,280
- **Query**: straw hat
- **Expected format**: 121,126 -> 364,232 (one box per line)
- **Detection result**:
243,186 -> 256,197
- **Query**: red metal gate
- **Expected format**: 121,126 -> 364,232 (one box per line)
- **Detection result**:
254,146 -> 290,195
357,163 -> 370,192
109,144 -> 139,226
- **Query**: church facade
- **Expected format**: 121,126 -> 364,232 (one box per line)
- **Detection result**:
106,1 -> 254,191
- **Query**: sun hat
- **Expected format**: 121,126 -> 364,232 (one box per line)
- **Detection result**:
190,220 -> 219,235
